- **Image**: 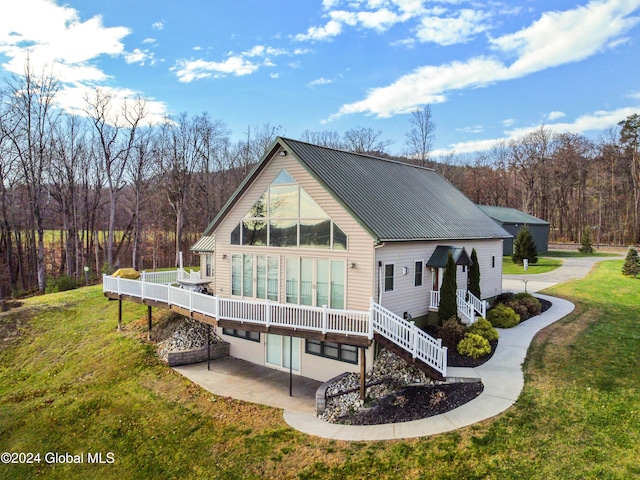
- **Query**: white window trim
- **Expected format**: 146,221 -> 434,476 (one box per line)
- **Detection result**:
414,259 -> 425,287
384,262 -> 395,292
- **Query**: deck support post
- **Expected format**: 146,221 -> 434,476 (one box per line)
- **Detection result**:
117,298 -> 122,332
147,305 -> 152,341
360,347 -> 366,400
207,324 -> 211,371
289,336 -> 293,397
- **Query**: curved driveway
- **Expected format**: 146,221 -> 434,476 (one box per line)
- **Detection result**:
502,254 -> 621,293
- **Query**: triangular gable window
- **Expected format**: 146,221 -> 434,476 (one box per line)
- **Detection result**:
272,169 -> 295,184
230,169 -> 347,250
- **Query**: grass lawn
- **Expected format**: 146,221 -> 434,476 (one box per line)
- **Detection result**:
502,256 -> 563,274
1,260 -> 639,479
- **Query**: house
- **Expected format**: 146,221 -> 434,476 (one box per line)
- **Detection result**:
190,137 -> 510,383
477,205 -> 549,256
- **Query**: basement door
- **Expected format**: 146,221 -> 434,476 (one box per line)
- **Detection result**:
266,334 -> 300,373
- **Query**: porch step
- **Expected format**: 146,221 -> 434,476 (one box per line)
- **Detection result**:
374,334 -> 446,382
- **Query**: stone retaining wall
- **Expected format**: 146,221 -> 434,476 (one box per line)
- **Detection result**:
167,342 -> 230,367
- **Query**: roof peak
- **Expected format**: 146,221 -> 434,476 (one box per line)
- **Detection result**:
277,137 -> 436,173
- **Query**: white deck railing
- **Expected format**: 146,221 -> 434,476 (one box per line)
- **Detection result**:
103,272 -> 447,377
370,300 -> 447,377
429,289 -> 487,324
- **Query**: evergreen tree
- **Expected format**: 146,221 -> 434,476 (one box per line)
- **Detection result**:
512,225 -> 538,265
468,248 -> 481,299
622,247 -> 640,278
438,252 -> 458,324
578,226 -> 594,254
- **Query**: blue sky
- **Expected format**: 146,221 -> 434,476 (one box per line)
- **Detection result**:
2,0 -> 640,156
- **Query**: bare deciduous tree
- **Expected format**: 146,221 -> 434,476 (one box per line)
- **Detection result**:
342,126 -> 393,155
404,105 -> 436,167
2,62 -> 59,292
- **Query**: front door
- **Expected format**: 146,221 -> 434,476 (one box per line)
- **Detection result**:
266,334 -> 300,372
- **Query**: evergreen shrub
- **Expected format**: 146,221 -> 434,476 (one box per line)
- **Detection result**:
437,317 -> 466,348
487,304 -> 520,328
467,317 -> 499,342
457,333 -> 491,359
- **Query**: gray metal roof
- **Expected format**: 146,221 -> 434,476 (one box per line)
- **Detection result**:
426,246 -> 472,268
477,205 -> 549,226
200,137 -> 510,243
282,138 -> 510,242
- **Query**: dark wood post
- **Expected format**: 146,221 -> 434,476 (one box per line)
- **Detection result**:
117,298 -> 122,332
147,305 -> 152,341
360,347 -> 366,400
289,336 -> 293,397
207,324 -> 211,371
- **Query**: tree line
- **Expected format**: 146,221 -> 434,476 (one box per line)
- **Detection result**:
0,65 -> 638,297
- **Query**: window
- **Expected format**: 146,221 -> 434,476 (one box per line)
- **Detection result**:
222,328 -> 260,342
232,254 -> 279,300
205,254 -> 214,278
414,261 -> 423,287
305,339 -> 358,364
492,255 -> 495,268
384,263 -> 395,292
286,257 -> 345,308
230,169 -> 347,250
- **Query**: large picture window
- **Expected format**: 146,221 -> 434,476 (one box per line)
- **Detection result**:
230,169 -> 347,250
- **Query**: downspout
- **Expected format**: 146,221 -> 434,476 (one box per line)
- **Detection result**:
374,242 -> 385,305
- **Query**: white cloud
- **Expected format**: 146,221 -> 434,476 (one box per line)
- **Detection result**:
0,0 -> 129,83
307,77 -> 334,87
330,0 -> 640,120
547,111 -> 566,121
152,21 -> 164,30
294,20 -> 343,41
142,38 -> 156,44
416,9 -> 491,45
457,125 -> 484,134
173,56 -> 259,82
431,105 -> 640,156
173,44 -> 309,82
502,118 -> 516,127
0,0 -> 169,125
491,0 -> 640,75
328,57 -> 509,120
124,48 -> 154,65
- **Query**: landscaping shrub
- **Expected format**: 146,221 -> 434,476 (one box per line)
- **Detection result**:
45,274 -> 79,294
512,225 -> 538,265
503,293 -> 541,321
622,247 -> 640,278
487,304 -> 520,328
467,317 -> 499,342
457,333 -> 491,359
437,317 -> 466,348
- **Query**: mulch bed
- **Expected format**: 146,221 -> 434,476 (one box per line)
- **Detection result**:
335,382 -> 484,425
336,296 -> 553,425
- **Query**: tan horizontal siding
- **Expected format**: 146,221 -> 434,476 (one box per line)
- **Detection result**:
211,152 -> 376,312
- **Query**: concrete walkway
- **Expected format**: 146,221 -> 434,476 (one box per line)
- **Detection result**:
174,357 -> 322,415
175,253 -> 618,441
283,293 -> 574,440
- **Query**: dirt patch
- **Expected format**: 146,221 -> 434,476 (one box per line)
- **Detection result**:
0,304 -> 35,348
